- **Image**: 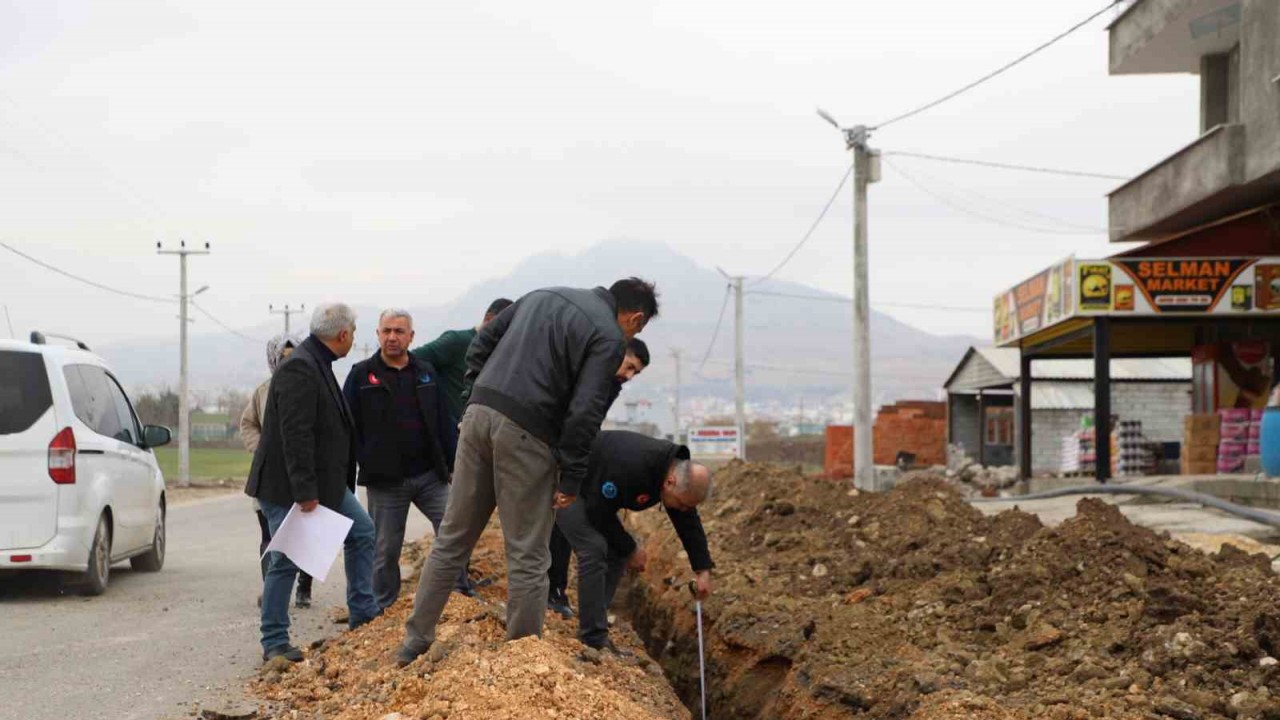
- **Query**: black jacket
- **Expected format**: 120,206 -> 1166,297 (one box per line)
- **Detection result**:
583,431 -> 714,572
342,352 -> 458,486
464,287 -> 626,496
245,336 -> 356,511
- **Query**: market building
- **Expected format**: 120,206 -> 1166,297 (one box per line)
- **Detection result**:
994,0 -> 1280,481
944,347 -> 1190,474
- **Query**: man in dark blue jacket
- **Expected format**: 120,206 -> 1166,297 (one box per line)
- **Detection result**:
396,279 -> 658,666
557,430 -> 714,653
548,337 -> 650,618
343,309 -> 463,611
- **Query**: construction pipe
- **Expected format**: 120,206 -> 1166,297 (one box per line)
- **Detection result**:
973,484 -> 1280,529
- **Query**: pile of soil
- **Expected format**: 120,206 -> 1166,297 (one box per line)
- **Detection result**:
251,530 -> 688,720
624,462 -> 1280,719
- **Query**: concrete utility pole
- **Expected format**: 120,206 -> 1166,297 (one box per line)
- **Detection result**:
731,276 -> 747,461
269,304 -> 305,334
157,241 -> 210,488
819,110 -> 880,490
715,268 -> 748,460
670,348 -> 683,443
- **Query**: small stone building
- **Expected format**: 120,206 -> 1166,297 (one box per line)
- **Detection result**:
944,347 -> 1191,474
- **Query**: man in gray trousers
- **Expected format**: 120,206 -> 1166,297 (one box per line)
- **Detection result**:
396,278 -> 659,666
342,309 -> 465,611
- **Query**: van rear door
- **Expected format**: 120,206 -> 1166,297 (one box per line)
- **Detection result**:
0,350 -> 59,550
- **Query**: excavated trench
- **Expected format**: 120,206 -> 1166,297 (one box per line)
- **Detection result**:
616,462 -> 1280,720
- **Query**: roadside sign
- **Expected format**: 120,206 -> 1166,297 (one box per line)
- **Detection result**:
687,426 -> 741,459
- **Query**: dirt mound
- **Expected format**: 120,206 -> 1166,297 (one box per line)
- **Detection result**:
252,529 -> 688,720
624,462 -> 1280,719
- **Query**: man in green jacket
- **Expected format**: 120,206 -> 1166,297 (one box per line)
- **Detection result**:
411,298 -> 514,423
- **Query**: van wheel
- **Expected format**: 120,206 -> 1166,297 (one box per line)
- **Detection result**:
79,514 -> 112,596
131,501 -> 166,572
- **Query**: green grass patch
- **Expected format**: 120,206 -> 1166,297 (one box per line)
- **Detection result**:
154,447 -> 253,483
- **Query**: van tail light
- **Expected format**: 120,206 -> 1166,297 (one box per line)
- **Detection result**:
49,427 -> 76,484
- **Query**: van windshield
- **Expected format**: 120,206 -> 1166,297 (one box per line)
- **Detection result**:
0,351 -> 53,435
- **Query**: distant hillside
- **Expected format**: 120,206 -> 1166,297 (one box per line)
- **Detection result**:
100,240 -> 981,414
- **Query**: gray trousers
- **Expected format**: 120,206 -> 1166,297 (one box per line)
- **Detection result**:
366,472 -> 469,611
555,499 -> 628,647
403,404 -> 558,651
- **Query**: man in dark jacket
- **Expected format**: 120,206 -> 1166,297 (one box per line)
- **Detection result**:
548,337 -> 650,618
343,309 -> 463,611
557,430 -> 714,652
410,298 -> 513,423
397,278 -> 659,666
245,303 -> 379,664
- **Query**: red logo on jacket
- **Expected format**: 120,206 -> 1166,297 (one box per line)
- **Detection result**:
368,372 -> 381,385
635,494 -> 650,505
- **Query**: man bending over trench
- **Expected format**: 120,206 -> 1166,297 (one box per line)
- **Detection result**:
557,430 -> 715,654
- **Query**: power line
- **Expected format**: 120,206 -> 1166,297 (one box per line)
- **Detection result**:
752,164 -> 853,285
695,284 -> 732,376
873,1 -> 1123,130
748,290 -> 989,313
190,300 -> 266,344
886,156 -> 1108,232
0,240 -> 174,304
883,151 -> 1127,181
883,157 -> 1105,236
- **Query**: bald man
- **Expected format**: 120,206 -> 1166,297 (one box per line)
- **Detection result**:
555,430 -> 715,653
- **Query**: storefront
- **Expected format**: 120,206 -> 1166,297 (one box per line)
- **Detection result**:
994,207 -> 1280,481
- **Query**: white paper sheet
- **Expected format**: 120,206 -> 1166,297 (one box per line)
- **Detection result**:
263,503 -> 354,583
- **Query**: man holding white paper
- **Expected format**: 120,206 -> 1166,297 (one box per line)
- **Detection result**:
244,303 -> 379,664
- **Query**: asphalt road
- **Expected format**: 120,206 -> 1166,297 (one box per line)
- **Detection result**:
0,491 -> 429,720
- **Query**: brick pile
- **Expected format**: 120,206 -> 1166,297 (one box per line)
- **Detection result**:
823,400 -> 948,477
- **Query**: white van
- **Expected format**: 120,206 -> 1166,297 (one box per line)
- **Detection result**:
0,333 -> 171,595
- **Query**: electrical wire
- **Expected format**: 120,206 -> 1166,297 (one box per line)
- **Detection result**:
886,156 -> 1108,232
883,151 -> 1127,181
747,290 -> 990,313
0,240 -> 174,304
873,1 -> 1123,130
189,297 -> 264,340
883,157 -> 1105,236
695,285 -> 733,376
751,164 -> 853,286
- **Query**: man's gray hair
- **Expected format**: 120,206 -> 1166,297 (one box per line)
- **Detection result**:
674,460 -> 713,504
378,308 -> 414,328
310,303 -> 357,340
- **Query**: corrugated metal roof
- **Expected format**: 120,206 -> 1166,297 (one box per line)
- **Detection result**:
973,347 -> 1191,382
1031,381 -> 1095,410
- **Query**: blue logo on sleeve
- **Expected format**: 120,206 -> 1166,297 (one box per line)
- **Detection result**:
419,374 -> 432,383
601,482 -> 618,499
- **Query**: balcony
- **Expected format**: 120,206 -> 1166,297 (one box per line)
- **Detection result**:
1110,0 -> 1241,75
1108,123 -> 1246,241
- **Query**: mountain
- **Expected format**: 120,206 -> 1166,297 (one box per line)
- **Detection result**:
99,241 -> 981,419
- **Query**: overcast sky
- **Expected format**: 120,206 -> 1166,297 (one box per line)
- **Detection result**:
0,0 -> 1198,348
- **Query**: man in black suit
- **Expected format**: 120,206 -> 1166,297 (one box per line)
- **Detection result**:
245,302 -> 379,664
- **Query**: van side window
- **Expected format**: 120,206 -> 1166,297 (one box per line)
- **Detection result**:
64,365 -> 127,442
104,373 -> 141,446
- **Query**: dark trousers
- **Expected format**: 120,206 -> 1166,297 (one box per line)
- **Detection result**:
548,524 -> 572,598
257,509 -> 311,592
554,499 -> 627,647
366,472 -> 470,611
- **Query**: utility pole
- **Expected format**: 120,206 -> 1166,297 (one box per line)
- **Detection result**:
715,268 -> 748,460
670,348 -> 683,443
269,304 -> 305,334
733,277 -> 746,460
157,241 -> 210,488
819,110 -> 880,490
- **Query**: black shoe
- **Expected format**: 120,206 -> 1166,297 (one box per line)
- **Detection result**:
596,639 -> 632,657
263,644 -> 304,663
454,585 -> 478,598
547,594 -> 574,619
395,644 -> 428,668
295,586 -> 311,609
